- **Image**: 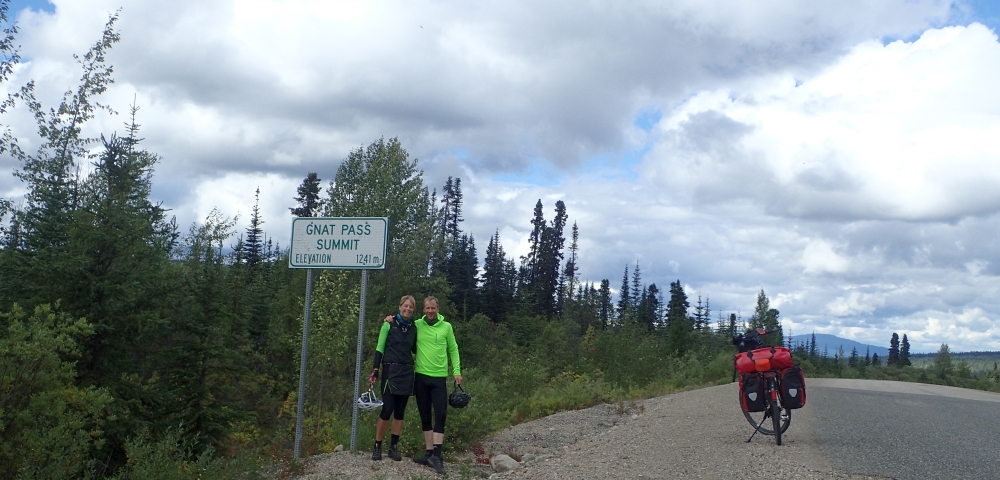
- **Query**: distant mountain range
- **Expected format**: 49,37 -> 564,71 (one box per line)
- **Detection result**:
787,334 -> 889,358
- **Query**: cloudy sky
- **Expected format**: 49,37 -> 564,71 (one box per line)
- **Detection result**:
3,0 -> 1000,352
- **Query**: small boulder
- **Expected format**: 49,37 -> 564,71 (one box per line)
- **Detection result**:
333,444 -> 344,452
491,454 -> 521,472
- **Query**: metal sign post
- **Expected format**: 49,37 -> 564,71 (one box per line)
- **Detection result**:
289,217 -> 388,460
293,268 -> 313,460
349,269 -> 368,452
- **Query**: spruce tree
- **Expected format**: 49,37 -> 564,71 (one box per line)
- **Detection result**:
289,172 -> 322,217
630,261 -> 642,310
900,334 -> 911,366
693,295 -> 705,331
617,265 -> 630,324
888,333 -> 900,367
534,200 -> 567,316
242,187 -> 265,269
636,284 -> 660,331
598,279 -> 612,329
481,230 -> 514,322
665,280 -> 690,356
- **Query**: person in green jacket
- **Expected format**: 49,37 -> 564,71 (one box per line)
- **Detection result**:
369,295 -> 418,461
409,296 -> 461,474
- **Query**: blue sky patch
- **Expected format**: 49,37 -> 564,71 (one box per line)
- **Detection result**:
880,0 -> 1000,46
632,106 -> 661,132
963,0 -> 1000,31
7,0 -> 55,16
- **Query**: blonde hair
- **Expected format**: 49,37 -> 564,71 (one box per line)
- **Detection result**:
423,296 -> 439,306
399,295 -> 416,308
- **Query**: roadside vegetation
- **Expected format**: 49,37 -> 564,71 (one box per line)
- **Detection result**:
1,5 -> 997,479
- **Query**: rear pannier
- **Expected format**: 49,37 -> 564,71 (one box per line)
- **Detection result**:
779,366 -> 806,409
739,373 -> 767,412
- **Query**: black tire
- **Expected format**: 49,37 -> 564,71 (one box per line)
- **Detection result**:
741,387 -> 792,435
770,398 -> 783,445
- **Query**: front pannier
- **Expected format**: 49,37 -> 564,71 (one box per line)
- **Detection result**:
779,366 -> 806,409
739,373 -> 767,412
736,346 -> 794,373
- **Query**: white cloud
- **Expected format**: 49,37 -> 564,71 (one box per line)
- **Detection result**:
646,23 -> 1000,222
802,239 -> 850,274
826,291 -> 883,317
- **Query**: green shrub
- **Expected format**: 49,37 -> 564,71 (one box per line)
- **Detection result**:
0,304 -> 113,479
111,429 -> 265,480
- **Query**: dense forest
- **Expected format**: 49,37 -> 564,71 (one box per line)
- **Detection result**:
1,8 -> 998,479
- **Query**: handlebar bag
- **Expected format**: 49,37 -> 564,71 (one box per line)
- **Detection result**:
739,373 -> 767,412
779,366 -> 806,409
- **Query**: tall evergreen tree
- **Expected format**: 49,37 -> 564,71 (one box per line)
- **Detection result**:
242,187 -> 265,270
630,261 -> 642,310
536,200 -> 567,316
665,280 -> 690,356
438,176 -> 464,240
480,230 -> 515,323
693,295 -> 705,331
565,222 -> 579,292
447,233 -> 479,320
900,334 -> 911,366
289,172 -> 322,217
888,333 -> 900,367
616,265 -> 630,324
636,284 -> 660,331
598,279 -> 612,329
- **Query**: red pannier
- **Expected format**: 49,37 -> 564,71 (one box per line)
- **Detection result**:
779,366 -> 806,409
739,373 -> 767,412
735,346 -> 794,374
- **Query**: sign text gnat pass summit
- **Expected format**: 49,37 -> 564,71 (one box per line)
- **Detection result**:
289,217 -> 388,269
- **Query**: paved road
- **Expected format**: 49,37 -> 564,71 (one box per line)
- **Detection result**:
807,378 -> 1000,480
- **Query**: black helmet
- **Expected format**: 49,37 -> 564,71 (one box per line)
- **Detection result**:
448,382 -> 471,409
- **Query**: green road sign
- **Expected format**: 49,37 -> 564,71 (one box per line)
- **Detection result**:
289,217 -> 388,269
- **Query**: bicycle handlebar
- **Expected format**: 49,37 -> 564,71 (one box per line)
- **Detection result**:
732,327 -> 778,352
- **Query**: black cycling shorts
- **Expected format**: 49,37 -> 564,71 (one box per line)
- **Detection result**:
378,391 -> 410,421
414,373 -> 447,433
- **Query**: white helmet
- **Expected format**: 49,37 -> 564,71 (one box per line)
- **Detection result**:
357,388 -> 383,411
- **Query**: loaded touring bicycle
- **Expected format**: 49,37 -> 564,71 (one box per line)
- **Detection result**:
732,328 -> 806,445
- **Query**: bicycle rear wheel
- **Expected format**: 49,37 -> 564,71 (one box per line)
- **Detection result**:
770,399 -> 782,445
741,397 -> 791,435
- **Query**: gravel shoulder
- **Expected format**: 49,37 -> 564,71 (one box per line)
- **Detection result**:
295,382 -> 891,479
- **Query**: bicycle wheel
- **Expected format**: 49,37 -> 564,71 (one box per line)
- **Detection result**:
770,398 -> 782,445
741,393 -> 791,435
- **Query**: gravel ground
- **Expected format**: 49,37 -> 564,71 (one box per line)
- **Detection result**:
295,383 -> 892,479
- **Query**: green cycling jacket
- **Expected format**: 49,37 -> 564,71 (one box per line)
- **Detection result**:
413,314 -> 461,377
